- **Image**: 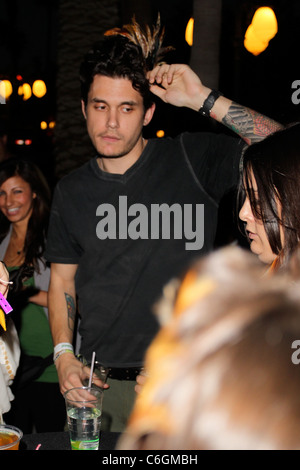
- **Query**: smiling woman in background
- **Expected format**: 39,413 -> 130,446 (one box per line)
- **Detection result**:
0,158 -> 65,433
238,123 -> 300,272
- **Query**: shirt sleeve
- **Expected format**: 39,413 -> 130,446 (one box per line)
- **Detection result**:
44,184 -> 82,264
180,132 -> 246,203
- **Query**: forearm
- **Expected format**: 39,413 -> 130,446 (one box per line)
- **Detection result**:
190,87 -> 282,144
148,64 -> 283,145
28,290 -> 48,308
48,266 -> 77,347
49,287 -> 76,346
209,96 -> 283,145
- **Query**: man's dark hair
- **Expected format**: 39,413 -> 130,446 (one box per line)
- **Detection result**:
80,35 -> 153,111
80,16 -> 173,111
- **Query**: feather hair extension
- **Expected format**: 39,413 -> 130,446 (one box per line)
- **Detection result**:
104,14 -> 174,69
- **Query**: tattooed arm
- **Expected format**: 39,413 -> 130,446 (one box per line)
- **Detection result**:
48,262 -> 85,394
148,63 -> 283,144
213,100 -> 282,145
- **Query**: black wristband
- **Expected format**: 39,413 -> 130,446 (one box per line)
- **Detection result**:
198,90 -> 222,117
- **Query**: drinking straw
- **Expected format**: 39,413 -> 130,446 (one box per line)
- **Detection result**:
88,351 -> 96,388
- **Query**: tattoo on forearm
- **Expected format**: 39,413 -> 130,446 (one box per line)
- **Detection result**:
222,102 -> 282,145
65,293 -> 75,331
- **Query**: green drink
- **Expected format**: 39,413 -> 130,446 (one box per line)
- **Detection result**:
64,386 -> 103,451
67,407 -> 101,450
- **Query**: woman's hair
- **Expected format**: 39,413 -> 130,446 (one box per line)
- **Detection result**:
80,16 -> 173,111
118,246 -> 300,450
0,157 -> 51,272
238,123 -> 300,264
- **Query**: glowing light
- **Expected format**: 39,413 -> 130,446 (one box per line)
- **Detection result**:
244,7 -> 278,56
156,130 -> 165,138
244,24 -> 268,56
49,121 -> 56,129
18,83 -> 32,100
185,18 -> 194,46
252,7 -> 278,41
40,121 -> 47,130
0,80 -> 13,100
32,80 -> 47,98
22,83 -> 32,100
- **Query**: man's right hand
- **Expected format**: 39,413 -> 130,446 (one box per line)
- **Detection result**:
55,353 -> 87,394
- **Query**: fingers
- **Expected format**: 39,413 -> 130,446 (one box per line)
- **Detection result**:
147,64 -> 175,101
81,365 -> 109,390
0,262 -> 11,296
135,371 -> 148,394
148,64 -> 176,86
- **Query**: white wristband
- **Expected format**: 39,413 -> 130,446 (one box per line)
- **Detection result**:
54,342 -> 74,355
53,342 -> 74,363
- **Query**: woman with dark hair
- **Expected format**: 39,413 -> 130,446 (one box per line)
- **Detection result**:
239,123 -> 300,271
0,158 -> 65,433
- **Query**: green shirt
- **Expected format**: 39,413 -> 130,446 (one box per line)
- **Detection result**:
11,268 -> 58,383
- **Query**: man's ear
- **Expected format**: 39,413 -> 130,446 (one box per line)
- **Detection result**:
143,103 -> 156,127
81,100 -> 87,119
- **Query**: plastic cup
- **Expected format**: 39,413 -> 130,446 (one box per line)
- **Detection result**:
77,355 -> 108,388
64,386 -> 103,450
86,361 -> 109,387
0,425 -> 23,450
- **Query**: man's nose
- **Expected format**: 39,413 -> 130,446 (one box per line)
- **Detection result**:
106,109 -> 119,129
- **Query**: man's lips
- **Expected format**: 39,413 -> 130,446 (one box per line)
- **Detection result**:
100,134 -> 120,142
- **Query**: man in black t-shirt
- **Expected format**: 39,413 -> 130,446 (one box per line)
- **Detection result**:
45,19 -> 281,432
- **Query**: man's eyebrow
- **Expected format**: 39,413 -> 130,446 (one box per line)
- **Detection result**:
90,98 -> 138,106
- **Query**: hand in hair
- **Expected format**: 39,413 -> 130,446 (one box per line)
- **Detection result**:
147,63 -> 209,111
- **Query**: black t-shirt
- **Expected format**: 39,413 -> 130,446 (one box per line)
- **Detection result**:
45,132 -> 244,367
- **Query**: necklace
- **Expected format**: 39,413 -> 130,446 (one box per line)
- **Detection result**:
4,239 -> 24,267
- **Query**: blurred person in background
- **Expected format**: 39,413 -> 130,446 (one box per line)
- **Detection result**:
0,260 -> 20,423
119,246 -> 300,450
0,158 -> 65,433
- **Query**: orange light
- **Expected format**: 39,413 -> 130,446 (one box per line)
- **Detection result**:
244,24 -> 268,56
0,80 -> 13,100
252,7 -> 278,41
244,7 -> 278,56
156,130 -> 165,138
185,18 -> 194,46
18,83 -> 32,100
32,80 -> 47,98
22,83 -> 32,100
